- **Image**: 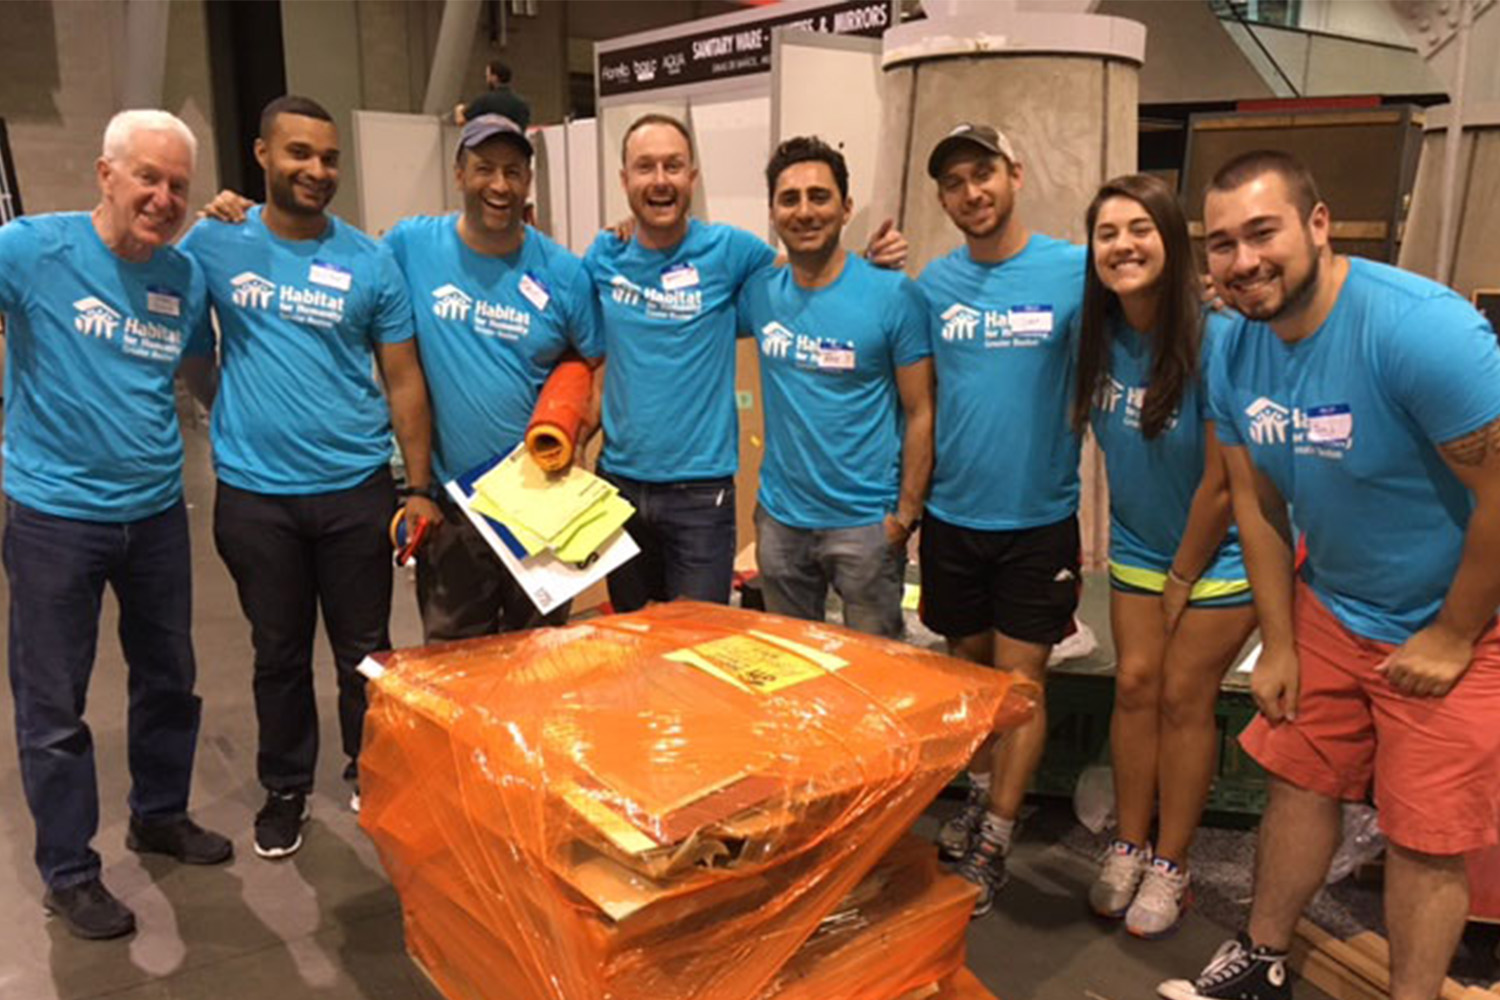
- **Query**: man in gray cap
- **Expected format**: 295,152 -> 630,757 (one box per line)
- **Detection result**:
915,122 -> 1088,917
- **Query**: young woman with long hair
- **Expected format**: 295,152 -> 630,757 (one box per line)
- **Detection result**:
1074,173 -> 1257,937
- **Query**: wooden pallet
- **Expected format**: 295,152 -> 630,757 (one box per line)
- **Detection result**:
1291,919 -> 1500,1000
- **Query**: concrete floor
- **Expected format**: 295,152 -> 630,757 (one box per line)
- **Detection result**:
0,424 -> 1289,1000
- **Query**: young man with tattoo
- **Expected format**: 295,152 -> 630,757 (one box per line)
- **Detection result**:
1161,150 -> 1500,1000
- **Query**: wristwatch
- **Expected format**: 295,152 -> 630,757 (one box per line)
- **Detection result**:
402,482 -> 441,501
896,513 -> 922,534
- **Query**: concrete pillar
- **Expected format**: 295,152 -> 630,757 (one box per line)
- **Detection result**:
422,0 -> 483,117
114,0 -> 171,110
870,4 -> 1145,570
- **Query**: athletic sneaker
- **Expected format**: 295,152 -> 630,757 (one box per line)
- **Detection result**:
1128,856 -> 1191,938
955,816 -> 1010,918
350,789 -> 361,814
1158,934 -> 1292,1000
254,791 -> 310,859
1089,838 -> 1151,918
937,779 -> 988,861
43,878 -> 136,940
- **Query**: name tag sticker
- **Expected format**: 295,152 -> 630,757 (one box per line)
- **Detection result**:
519,272 -> 551,311
661,262 -> 700,291
817,339 -> 856,371
309,261 -> 352,292
1008,305 -> 1054,336
146,287 -> 182,318
1306,404 -> 1353,445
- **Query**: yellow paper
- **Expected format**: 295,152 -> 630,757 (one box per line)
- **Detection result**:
474,447 -> 616,541
469,492 -> 549,555
555,496 -> 635,564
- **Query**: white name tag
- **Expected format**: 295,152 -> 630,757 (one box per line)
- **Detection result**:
519,272 -> 550,312
661,262 -> 700,291
1306,404 -> 1353,444
818,339 -> 856,371
1008,305 -> 1054,335
309,261 -> 352,292
146,288 -> 182,317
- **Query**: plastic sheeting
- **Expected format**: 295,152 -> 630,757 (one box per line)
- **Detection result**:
358,602 -> 1035,1000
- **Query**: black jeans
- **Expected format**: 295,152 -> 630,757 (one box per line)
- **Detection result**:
415,493 -> 569,642
599,471 -> 736,613
213,469 -> 395,794
4,499 -> 200,889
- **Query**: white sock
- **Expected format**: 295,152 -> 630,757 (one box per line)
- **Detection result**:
967,770 -> 992,792
981,811 -> 1015,853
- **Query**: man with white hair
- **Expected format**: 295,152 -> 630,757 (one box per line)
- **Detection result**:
0,109 -> 229,941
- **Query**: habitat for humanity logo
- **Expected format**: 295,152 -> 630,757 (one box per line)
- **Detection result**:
431,284 -> 473,321
73,297 -> 121,338
231,271 -> 275,309
761,321 -> 793,359
1245,397 -> 1291,445
940,303 -> 981,341
1097,376 -> 1127,414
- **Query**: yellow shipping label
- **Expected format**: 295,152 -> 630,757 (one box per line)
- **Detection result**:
664,633 -> 846,695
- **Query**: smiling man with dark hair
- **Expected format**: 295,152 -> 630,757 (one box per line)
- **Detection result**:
180,95 -> 438,861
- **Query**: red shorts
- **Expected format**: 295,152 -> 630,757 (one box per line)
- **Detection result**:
1239,582 -> 1500,856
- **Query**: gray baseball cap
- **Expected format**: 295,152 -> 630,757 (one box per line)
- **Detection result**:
927,123 -> 1018,178
457,113 -> 533,160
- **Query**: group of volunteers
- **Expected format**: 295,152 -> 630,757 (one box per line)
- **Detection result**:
2,93 -> 1496,1000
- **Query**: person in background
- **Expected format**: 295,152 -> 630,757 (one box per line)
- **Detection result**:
0,109 -> 230,941
1073,172 -> 1255,938
454,59 -> 531,130
738,136 -> 933,637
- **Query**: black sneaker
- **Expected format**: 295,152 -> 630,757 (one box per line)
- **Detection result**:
955,823 -> 1009,918
43,879 -> 136,940
253,791 -> 309,859
127,815 -> 234,865
1158,934 -> 1292,1000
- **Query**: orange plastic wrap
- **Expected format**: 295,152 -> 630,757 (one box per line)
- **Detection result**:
358,602 -> 1036,1000
759,833 -> 975,1000
524,354 -> 592,471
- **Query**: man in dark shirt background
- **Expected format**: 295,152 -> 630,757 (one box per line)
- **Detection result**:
454,60 -> 531,129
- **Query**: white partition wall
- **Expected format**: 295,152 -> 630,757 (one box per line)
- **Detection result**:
351,111 -> 447,237
566,119 -> 600,254
770,30 -> 883,251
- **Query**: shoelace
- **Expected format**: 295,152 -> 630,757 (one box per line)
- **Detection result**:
1135,864 -> 1187,912
958,825 -> 1006,884
1098,842 -> 1147,890
1196,940 -> 1254,988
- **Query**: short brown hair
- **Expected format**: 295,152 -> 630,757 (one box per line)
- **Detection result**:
620,113 -> 694,164
1208,149 -> 1322,220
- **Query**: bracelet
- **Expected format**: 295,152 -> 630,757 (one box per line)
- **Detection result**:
1166,567 -> 1196,587
401,482 -> 441,501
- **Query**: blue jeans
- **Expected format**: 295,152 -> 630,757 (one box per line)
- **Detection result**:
4,499 -> 201,889
599,471 -> 735,612
754,506 -> 906,638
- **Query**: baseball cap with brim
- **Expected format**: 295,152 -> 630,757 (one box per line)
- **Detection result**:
457,114 -> 533,160
927,123 -> 1018,178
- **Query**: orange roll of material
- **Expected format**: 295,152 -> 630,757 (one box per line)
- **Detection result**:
525,355 -> 593,472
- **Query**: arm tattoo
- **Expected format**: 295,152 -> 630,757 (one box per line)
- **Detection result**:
1440,417 -> 1500,467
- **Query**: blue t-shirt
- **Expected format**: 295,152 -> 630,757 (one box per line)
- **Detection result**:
737,253 -> 933,529
1090,310 -> 1245,584
585,219 -> 776,482
385,217 -> 603,482
917,234 -> 1086,530
1208,257 -> 1500,643
180,208 -> 415,494
0,213 -> 211,521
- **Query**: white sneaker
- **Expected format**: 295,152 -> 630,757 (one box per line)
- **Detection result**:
1129,856 -> 1190,938
1048,618 -> 1099,665
1089,839 -> 1151,918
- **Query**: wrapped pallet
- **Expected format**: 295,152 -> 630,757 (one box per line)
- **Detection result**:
357,602 -> 1035,1000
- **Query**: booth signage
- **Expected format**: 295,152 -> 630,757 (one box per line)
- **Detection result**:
597,0 -> 892,98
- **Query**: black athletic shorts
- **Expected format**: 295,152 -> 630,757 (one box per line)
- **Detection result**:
918,511 -> 1081,646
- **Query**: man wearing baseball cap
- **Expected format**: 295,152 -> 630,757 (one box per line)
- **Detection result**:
383,113 -> 603,639
917,123 -> 1088,916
